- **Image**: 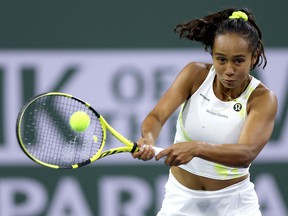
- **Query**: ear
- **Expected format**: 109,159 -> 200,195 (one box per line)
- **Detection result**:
251,49 -> 259,68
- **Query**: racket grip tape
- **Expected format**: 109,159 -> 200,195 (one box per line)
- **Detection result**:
152,146 -> 167,161
152,146 -> 164,156
138,145 -> 166,161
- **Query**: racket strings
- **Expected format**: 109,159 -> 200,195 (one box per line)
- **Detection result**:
19,95 -> 103,168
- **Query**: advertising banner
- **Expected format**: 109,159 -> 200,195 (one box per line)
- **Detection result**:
0,50 -> 287,216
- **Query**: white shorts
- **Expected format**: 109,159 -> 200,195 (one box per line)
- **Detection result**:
157,170 -> 261,216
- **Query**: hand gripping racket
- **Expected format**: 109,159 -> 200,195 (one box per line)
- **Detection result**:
16,92 -> 163,169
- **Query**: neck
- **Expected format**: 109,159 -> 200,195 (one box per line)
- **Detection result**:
215,76 -> 251,102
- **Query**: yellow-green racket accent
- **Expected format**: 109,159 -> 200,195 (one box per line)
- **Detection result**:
91,115 -> 137,162
16,92 -> 138,169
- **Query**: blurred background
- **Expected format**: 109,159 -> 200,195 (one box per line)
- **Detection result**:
0,1 -> 287,215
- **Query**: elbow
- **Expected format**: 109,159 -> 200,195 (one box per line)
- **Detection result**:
239,149 -> 257,168
241,161 -> 251,168
147,112 -> 165,127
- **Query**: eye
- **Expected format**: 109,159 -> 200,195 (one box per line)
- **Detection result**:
216,57 -> 226,64
235,58 -> 245,64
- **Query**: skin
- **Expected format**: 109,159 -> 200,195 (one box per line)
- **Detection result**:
132,33 -> 278,190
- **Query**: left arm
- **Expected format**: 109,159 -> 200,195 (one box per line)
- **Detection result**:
156,86 -> 278,167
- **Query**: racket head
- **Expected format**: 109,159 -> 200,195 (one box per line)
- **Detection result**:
16,92 -> 106,169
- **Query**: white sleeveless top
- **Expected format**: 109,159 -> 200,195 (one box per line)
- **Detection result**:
175,66 -> 261,180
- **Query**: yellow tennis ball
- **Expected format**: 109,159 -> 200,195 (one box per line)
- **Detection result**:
69,111 -> 91,132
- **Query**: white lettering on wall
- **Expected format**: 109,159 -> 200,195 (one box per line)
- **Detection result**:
47,177 -> 92,216
0,178 -> 47,216
99,176 -> 152,216
255,174 -> 288,216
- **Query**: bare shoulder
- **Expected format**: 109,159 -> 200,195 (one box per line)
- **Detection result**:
183,62 -> 211,75
180,62 -> 212,93
248,83 -> 278,117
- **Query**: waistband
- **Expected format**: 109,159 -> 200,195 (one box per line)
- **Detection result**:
168,169 -> 253,198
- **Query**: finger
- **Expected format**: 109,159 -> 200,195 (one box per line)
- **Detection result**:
165,155 -> 178,166
132,151 -> 142,159
132,145 -> 145,158
145,145 -> 155,160
140,145 -> 156,161
155,149 -> 169,161
139,145 -> 152,160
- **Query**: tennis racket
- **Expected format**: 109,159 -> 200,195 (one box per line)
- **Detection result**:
16,92 -> 163,169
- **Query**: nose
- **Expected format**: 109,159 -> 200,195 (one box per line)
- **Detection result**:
224,63 -> 235,77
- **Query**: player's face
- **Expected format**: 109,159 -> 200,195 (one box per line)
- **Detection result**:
212,33 -> 257,89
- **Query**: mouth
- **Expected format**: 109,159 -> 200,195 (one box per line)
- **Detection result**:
222,79 -> 237,87
223,79 -> 236,83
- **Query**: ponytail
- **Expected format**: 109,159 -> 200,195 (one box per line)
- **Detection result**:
175,8 -> 267,69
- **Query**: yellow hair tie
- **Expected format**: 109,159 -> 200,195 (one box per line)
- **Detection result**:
229,11 -> 248,21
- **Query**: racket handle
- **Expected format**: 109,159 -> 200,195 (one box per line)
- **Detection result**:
149,146 -> 192,165
152,146 -> 166,161
141,145 -> 165,161
152,146 -> 164,155
151,146 -> 193,165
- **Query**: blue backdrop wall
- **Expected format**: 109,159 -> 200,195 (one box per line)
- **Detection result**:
0,1 -> 287,216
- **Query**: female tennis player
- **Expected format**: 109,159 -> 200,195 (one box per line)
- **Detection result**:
132,8 -> 278,216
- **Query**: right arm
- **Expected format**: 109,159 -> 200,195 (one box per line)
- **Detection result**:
132,62 -> 210,160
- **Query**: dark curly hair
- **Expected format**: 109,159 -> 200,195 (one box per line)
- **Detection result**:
174,8 -> 267,69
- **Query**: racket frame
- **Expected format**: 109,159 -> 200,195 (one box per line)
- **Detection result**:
16,92 -> 138,169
